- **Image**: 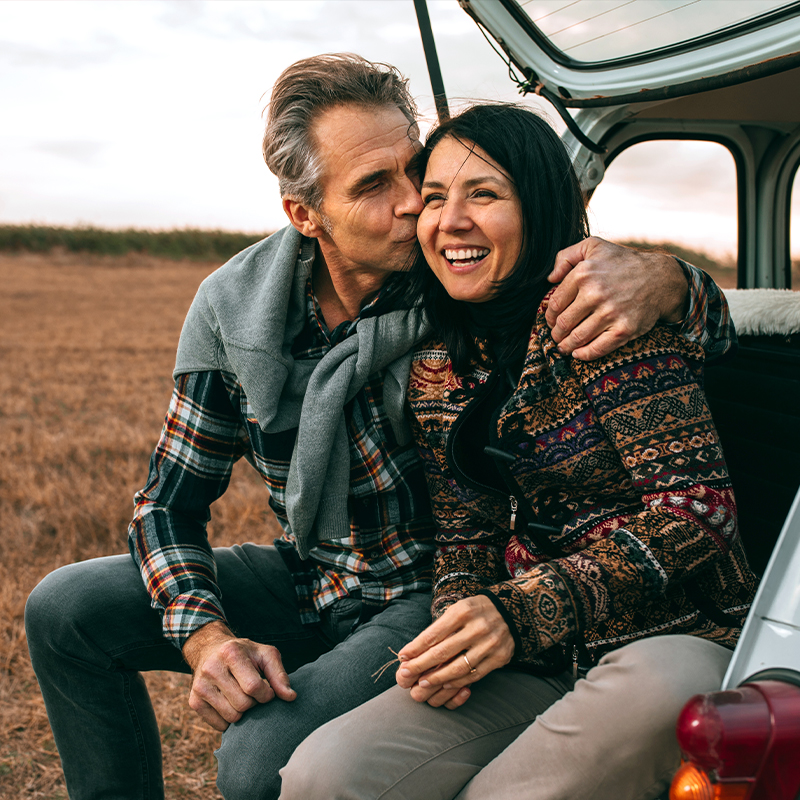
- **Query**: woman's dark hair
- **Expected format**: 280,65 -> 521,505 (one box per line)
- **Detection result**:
404,103 -> 589,373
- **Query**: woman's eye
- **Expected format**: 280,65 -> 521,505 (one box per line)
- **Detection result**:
422,193 -> 446,206
473,189 -> 497,200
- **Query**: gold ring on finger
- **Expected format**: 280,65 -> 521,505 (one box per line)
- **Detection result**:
462,653 -> 477,674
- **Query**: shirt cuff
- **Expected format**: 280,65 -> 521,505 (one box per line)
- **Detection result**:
665,257 -> 693,330
162,591 -> 228,650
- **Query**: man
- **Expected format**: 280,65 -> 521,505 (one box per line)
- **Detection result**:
26,54 -> 733,800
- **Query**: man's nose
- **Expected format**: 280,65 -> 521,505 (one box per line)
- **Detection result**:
396,177 -> 424,216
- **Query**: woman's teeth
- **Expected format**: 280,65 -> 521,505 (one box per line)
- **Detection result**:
444,248 -> 489,264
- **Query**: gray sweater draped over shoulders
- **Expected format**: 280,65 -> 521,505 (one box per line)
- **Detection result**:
173,225 -> 429,558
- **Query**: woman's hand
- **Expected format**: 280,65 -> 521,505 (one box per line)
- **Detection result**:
395,595 -> 515,709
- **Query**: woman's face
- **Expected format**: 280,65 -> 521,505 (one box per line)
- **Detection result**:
418,135 -> 523,304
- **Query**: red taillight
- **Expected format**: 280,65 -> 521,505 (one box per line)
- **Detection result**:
675,687 -> 770,777
673,679 -> 800,800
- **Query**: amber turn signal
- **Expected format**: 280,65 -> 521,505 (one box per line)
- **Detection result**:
670,763 -> 714,800
670,762 -> 753,800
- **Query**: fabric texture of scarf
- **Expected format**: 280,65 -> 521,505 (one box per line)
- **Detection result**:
174,225 -> 429,558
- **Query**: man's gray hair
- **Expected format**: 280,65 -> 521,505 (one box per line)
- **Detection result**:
263,53 -> 418,211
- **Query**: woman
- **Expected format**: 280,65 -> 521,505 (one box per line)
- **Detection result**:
279,104 -> 757,800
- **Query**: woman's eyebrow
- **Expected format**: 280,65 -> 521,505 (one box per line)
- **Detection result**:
422,175 -> 507,189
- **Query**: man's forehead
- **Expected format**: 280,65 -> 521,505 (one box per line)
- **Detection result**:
313,104 -> 420,184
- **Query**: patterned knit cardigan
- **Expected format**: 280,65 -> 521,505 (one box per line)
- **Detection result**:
407,296 -> 757,671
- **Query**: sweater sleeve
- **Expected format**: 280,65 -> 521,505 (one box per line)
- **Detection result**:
482,327 -> 738,663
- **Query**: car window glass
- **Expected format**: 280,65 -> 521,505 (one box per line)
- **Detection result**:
790,166 -> 800,290
520,0 -> 795,64
588,139 -> 738,289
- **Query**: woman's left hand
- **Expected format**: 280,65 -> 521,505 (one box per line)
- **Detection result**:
396,595 -> 515,708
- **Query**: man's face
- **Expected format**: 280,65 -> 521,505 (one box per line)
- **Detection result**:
310,103 -> 423,279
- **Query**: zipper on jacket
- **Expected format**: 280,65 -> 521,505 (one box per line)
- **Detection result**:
484,446 -> 565,557
444,364 -> 565,557
445,369 -> 510,500
567,641 -> 595,680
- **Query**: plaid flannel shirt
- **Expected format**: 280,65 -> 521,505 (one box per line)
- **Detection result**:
676,258 -> 736,361
129,279 -> 436,648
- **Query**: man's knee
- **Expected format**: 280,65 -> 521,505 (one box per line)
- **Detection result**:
26,562 -> 90,654
216,759 -> 278,800
26,554 -> 158,668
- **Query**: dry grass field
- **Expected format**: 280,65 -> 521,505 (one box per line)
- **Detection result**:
0,251 -> 282,798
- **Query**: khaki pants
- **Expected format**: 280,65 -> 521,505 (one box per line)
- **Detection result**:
279,635 -> 731,800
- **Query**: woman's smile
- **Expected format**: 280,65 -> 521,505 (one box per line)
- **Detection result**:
443,247 -> 491,270
418,135 -> 523,303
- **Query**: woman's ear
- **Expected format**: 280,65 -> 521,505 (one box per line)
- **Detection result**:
283,198 -> 326,239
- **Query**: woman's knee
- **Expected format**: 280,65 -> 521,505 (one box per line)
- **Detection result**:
278,687 -> 430,800
275,698 -> 396,800
279,731 -> 362,800
279,678 -> 541,800
598,635 -> 732,700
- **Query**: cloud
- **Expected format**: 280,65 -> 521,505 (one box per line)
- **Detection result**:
34,140 -> 106,165
156,0 -> 338,45
3,0 -> 783,260
600,139 -> 737,210
0,34 -> 127,71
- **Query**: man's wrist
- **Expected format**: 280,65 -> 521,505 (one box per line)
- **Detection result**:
182,620 -> 234,670
660,255 -> 691,325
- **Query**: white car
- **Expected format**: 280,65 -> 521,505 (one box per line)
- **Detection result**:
417,1 -> 800,796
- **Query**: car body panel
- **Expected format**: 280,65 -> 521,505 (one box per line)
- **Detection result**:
724,485 -> 800,688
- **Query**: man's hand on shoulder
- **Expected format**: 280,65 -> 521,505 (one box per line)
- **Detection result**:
182,620 -> 296,732
545,236 -> 688,361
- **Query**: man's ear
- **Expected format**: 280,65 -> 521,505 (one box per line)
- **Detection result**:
283,198 -> 326,239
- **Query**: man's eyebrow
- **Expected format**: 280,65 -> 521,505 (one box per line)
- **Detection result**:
348,169 -> 391,195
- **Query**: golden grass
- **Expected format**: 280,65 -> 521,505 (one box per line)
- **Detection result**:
0,251 -> 282,798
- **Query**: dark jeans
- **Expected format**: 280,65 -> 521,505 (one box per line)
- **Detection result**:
25,545 -> 431,800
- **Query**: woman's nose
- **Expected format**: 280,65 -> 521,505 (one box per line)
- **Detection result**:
437,199 -> 471,232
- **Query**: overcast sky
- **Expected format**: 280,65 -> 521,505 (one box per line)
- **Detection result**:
1,0 -> 793,260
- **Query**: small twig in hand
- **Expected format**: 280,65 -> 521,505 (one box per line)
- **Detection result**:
371,647 -> 402,682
